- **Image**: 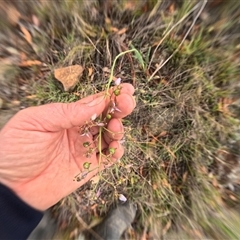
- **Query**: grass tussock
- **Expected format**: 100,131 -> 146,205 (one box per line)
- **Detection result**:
1,0 -> 240,239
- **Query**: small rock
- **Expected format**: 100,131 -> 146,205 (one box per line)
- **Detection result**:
54,65 -> 84,91
28,211 -> 57,240
88,202 -> 137,240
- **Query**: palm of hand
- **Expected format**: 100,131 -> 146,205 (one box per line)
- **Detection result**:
0,84 -> 135,210
0,116 -> 95,210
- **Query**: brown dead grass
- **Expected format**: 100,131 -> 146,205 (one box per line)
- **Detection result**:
0,0 -> 240,239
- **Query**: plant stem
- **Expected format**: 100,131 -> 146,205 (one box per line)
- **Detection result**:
105,49 -> 137,94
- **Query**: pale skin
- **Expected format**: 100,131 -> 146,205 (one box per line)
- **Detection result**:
0,83 -> 136,211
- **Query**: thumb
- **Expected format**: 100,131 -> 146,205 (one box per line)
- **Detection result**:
19,96 -> 106,131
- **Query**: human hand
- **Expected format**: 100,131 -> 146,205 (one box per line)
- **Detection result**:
0,83 -> 135,211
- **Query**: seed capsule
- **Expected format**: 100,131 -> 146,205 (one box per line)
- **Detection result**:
113,89 -> 120,96
83,162 -> 91,169
106,114 -> 112,120
83,142 -> 90,148
109,147 -> 116,154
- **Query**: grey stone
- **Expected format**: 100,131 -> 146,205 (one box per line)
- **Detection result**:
27,211 -> 57,240
88,202 -> 137,240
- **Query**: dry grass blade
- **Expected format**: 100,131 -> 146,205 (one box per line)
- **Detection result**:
148,0 -> 208,81
75,212 -> 104,240
1,0 -> 240,239
148,1 -> 203,70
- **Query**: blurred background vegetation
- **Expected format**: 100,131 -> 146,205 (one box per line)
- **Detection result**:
0,0 -> 240,239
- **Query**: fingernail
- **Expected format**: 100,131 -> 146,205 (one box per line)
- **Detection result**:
87,96 -> 104,107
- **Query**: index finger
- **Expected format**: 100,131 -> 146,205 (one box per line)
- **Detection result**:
108,93 -> 136,119
79,83 -> 135,104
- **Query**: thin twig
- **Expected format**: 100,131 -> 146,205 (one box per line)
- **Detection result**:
148,2 -> 202,70
148,1 -> 208,81
106,38 -> 112,65
105,49 -> 136,93
75,212 -> 104,240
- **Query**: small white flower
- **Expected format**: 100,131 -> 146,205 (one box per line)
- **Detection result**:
95,122 -> 105,127
80,128 -> 91,138
119,194 -> 127,202
75,170 -> 88,182
91,113 -> 97,121
109,100 -> 121,113
81,171 -> 88,179
114,77 -> 121,86
118,138 -> 125,144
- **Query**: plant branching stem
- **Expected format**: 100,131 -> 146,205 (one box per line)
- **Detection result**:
105,49 -> 138,94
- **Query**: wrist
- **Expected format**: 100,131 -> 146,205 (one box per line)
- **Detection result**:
0,183 -> 43,239
0,178 -> 46,211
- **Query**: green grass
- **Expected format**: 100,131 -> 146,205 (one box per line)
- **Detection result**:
3,0 -> 240,239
